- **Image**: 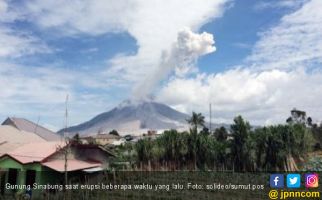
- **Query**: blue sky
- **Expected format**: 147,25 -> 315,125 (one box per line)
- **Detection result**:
1,0 -> 322,131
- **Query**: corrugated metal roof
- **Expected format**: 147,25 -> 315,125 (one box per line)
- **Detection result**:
0,142 -> 21,157
4,142 -> 66,164
42,159 -> 101,172
2,117 -> 61,141
0,125 -> 47,155
1,140 -> 112,172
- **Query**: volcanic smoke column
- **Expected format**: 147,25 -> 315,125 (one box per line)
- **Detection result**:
132,28 -> 216,100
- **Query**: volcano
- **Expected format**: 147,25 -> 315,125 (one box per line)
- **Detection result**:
59,100 -> 191,136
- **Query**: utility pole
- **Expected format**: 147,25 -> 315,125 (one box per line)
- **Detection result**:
209,103 -> 212,132
64,94 -> 69,191
34,116 -> 40,134
64,94 -> 69,139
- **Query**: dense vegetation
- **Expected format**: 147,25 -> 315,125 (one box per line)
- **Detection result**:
113,110 -> 321,172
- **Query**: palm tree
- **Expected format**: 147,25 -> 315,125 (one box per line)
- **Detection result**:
187,128 -> 199,170
187,112 -> 205,131
186,112 -> 206,170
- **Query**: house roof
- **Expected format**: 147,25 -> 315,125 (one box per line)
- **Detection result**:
2,117 -> 61,141
0,141 -> 113,172
3,142 -> 66,164
0,142 -> 21,157
42,159 -> 102,172
70,143 -> 116,157
0,125 -> 47,156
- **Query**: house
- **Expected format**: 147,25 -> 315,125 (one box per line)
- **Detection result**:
0,141 -> 114,197
147,130 -> 157,136
82,133 -> 122,146
2,117 -> 61,141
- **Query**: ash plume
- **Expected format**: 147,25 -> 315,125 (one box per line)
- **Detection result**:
132,28 -> 216,100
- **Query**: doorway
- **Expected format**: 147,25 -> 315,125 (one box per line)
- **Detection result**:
7,169 -> 18,193
25,170 -> 36,186
8,169 -> 18,185
0,171 -> 5,195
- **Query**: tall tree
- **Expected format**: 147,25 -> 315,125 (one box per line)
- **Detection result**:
187,112 -> 205,131
109,129 -> 120,136
135,138 -> 153,169
230,116 -> 251,171
214,127 -> 228,142
186,112 -> 205,170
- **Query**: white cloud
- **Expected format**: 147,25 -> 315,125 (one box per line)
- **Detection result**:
254,0 -> 307,10
157,68 -> 322,125
0,62 -> 118,130
0,63 -> 71,130
157,0 -> 322,125
248,0 -> 322,70
20,0 -> 229,89
0,0 -> 7,13
0,0 -> 51,58
0,64 -> 73,105
106,0 -> 227,89
24,0 -> 131,34
0,26 -> 51,58
0,0 -> 20,22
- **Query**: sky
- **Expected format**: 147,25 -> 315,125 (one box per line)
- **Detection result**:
1,0 -> 322,131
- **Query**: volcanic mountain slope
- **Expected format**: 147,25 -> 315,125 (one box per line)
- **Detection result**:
59,100 -> 192,136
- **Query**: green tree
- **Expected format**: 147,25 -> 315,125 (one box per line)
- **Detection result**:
72,133 -> 81,144
214,139 -> 230,171
135,138 -> 153,170
214,127 -> 228,142
252,128 -> 268,171
196,133 -> 217,170
161,130 -> 190,169
186,112 -> 206,170
109,129 -> 120,136
230,116 -> 251,171
187,112 -> 205,131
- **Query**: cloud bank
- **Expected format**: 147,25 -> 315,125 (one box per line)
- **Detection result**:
0,0 -> 228,129
157,68 -> 322,125
248,0 -> 322,70
157,0 -> 322,125
21,0 -> 227,80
